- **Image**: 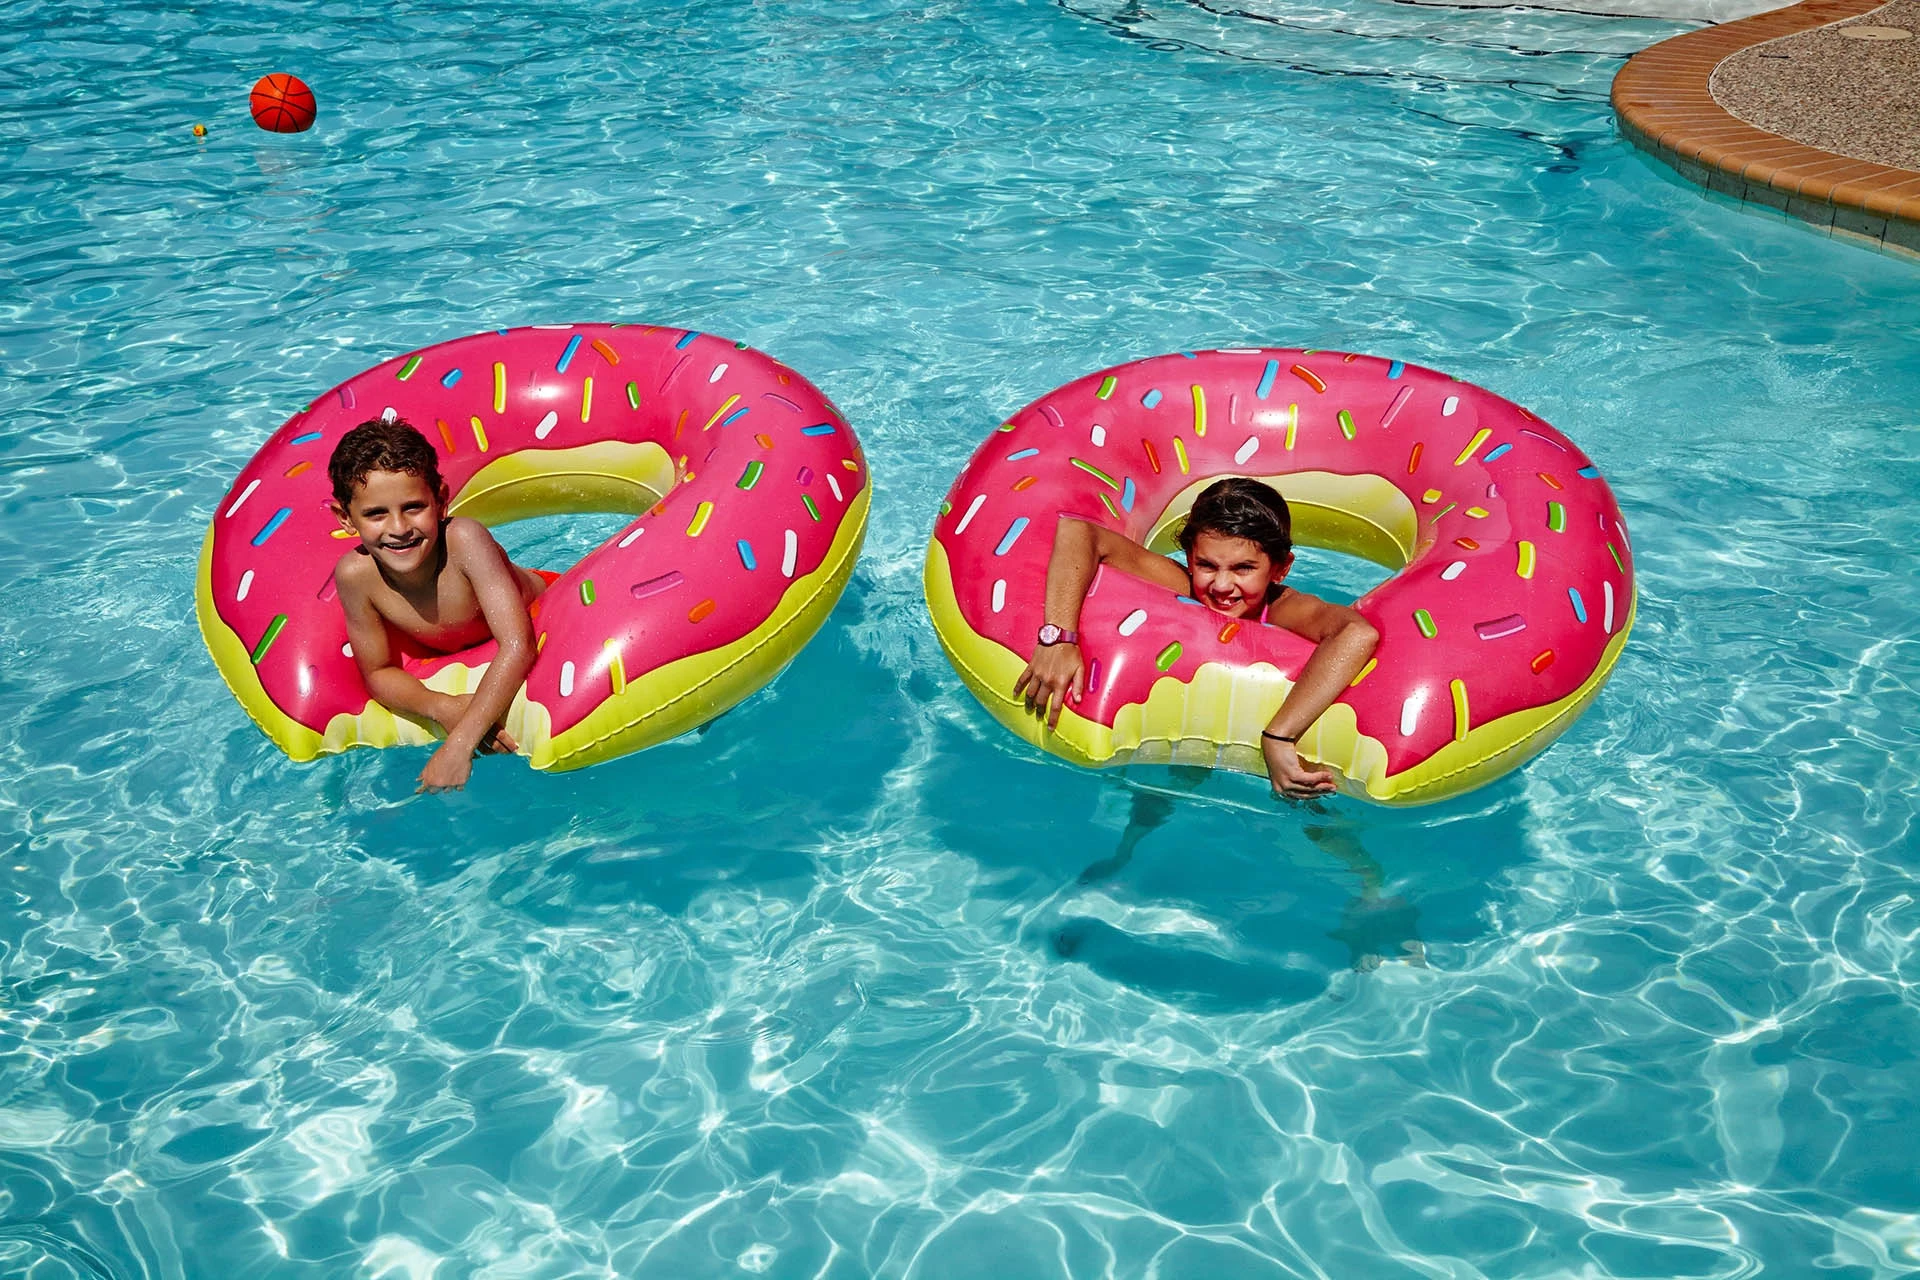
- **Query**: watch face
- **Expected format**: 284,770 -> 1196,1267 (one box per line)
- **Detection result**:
1038,624 -> 1062,645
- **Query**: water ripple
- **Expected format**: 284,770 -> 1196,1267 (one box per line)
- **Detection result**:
4,0 -> 1920,1276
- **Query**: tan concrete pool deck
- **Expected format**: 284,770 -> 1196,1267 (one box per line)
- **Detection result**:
1613,0 -> 1920,257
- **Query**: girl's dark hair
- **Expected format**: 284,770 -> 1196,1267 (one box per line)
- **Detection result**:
328,418 -> 444,505
1178,478 -> 1292,561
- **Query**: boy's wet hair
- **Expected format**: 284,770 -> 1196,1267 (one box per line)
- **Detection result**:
1178,477 -> 1293,562
328,418 -> 444,506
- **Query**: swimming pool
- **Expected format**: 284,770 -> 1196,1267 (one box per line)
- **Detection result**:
5,0 -> 1919,1275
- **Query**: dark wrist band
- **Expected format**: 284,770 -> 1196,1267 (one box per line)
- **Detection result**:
1262,731 -> 1297,744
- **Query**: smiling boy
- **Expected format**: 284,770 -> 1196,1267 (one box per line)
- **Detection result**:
1013,478 -> 1379,801
327,418 -> 548,792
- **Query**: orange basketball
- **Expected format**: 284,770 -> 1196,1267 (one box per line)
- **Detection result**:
249,74 -> 316,134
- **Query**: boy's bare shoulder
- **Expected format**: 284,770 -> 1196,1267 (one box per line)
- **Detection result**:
332,546 -> 378,598
441,516 -> 505,561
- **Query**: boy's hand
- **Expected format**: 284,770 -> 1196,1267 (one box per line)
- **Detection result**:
431,692 -> 516,755
431,692 -> 472,737
1264,736 -> 1336,802
1014,643 -> 1085,730
418,743 -> 474,793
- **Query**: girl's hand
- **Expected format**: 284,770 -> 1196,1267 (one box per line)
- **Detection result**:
1013,644 -> 1085,729
475,723 -> 519,755
1264,736 -> 1337,802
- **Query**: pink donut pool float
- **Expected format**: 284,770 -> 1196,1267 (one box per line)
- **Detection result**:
924,348 -> 1635,805
198,323 -> 870,771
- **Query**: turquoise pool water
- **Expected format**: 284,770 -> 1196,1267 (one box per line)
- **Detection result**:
6,0 -> 1920,1275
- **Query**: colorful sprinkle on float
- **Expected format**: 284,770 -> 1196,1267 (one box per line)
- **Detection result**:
923,348 -> 1634,805
198,324 -> 870,771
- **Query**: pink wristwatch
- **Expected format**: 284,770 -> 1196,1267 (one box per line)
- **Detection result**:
1037,624 -> 1079,646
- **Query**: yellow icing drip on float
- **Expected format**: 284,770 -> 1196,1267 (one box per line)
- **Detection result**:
923,535 -> 1635,806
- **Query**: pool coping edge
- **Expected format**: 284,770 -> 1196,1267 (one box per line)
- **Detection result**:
1611,0 -> 1920,258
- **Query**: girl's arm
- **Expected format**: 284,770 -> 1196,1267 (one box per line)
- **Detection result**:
1260,591 -> 1380,799
1013,516 -> 1188,727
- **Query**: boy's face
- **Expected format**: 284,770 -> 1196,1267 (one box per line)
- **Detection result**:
332,469 -> 447,577
1186,530 -> 1290,618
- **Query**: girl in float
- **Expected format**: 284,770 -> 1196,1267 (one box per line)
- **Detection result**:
925,348 -> 1633,809
1014,477 -> 1379,802
1020,478 -> 1424,970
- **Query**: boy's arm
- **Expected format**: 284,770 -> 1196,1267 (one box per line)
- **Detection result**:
1261,591 -> 1381,800
336,558 -> 465,731
416,520 -> 535,791
1014,516 -> 1189,728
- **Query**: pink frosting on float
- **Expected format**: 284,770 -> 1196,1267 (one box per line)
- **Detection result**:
932,349 -> 1634,777
206,324 -> 867,740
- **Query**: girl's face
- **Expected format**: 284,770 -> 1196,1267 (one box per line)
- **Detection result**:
1186,530 -> 1290,618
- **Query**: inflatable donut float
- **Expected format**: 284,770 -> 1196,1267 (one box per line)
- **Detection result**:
198,323 -> 870,771
924,348 -> 1634,805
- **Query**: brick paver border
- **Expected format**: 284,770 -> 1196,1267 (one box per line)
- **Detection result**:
1612,0 -> 1920,256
